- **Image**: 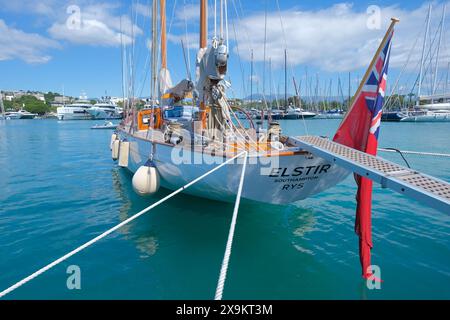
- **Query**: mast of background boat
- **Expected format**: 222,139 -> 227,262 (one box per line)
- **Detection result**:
119,17 -> 126,116
160,0 -> 167,72
250,49 -> 253,108
347,72 -> 351,111
339,75 -> 345,111
432,4 -> 446,100
269,58 -> 272,109
446,62 -> 449,94
284,49 -> 288,110
260,0 -> 267,117
417,4 -> 431,107
0,92 -> 5,118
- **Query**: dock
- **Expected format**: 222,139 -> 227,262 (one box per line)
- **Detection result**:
289,136 -> 450,213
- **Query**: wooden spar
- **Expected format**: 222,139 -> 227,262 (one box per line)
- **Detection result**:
151,0 -> 158,103
200,0 -> 208,48
160,0 -> 167,69
340,17 -> 399,123
199,0 -> 208,129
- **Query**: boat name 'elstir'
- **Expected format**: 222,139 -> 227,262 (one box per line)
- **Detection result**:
268,164 -> 331,177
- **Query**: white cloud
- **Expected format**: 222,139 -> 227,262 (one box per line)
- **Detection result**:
49,18 -> 134,46
232,2 -> 450,72
0,0 -> 57,16
48,3 -> 142,46
175,3 -> 201,22
0,19 -> 60,63
0,1 -> 144,48
134,2 -> 152,17
167,32 -> 199,50
249,74 -> 259,83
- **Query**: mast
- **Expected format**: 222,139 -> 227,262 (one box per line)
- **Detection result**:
250,49 -> 253,107
417,4 -> 431,106
160,0 -> 167,70
263,0 -> 267,96
432,4 -> 446,96
151,0 -> 158,104
284,49 -> 287,109
269,57 -> 272,108
348,72 -> 351,111
305,68 -> 309,109
200,0 -> 208,48
337,75 -> 344,110
446,62 -> 450,94
0,92 -> 5,117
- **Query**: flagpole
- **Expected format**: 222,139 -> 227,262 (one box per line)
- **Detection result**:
340,18 -> 399,123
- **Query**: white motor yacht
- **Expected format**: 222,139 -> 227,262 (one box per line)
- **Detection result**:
87,97 -> 123,120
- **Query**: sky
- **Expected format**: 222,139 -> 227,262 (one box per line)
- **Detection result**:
0,0 -> 449,99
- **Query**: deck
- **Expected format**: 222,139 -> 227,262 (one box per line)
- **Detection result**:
289,135 -> 450,213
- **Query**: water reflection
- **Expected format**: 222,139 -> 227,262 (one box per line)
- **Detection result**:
285,205 -> 317,255
111,168 -> 159,258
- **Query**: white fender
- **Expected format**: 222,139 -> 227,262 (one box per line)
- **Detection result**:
110,133 -> 117,150
118,141 -> 129,168
132,163 -> 160,196
112,140 -> 120,160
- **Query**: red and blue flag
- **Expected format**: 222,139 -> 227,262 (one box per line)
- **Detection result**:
333,28 -> 394,279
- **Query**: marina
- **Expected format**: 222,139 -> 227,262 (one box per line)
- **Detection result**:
0,119 -> 449,299
0,0 -> 449,305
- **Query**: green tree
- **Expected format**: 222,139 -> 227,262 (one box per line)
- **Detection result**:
44,92 -> 61,106
16,95 -> 50,114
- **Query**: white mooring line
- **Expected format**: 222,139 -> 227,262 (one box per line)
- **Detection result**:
0,151 -> 247,299
215,152 -> 248,300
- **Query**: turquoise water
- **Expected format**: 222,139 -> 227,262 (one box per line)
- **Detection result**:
0,119 -> 449,299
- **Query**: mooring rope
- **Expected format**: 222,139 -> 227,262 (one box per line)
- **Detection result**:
380,147 -> 411,168
0,152 -> 247,299
215,152 -> 248,300
378,148 -> 450,158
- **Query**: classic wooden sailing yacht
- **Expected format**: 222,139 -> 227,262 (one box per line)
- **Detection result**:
112,0 -> 395,205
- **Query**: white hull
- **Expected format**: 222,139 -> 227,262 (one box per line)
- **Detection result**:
4,110 -> 36,119
87,107 -> 122,120
418,103 -> 450,111
117,130 -> 350,204
4,113 -> 21,119
400,112 -> 450,122
57,107 -> 93,120
313,113 -> 344,119
284,112 -> 317,119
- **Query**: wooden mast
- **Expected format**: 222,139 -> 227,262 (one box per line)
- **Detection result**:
160,0 -> 167,69
200,0 -> 208,48
199,0 -> 208,129
151,0 -> 158,104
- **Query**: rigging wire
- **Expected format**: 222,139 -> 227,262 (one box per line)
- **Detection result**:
231,20 -> 247,99
274,0 -> 310,135
183,0 -> 191,79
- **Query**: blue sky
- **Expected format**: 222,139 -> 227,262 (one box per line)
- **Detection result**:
0,0 -> 449,99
